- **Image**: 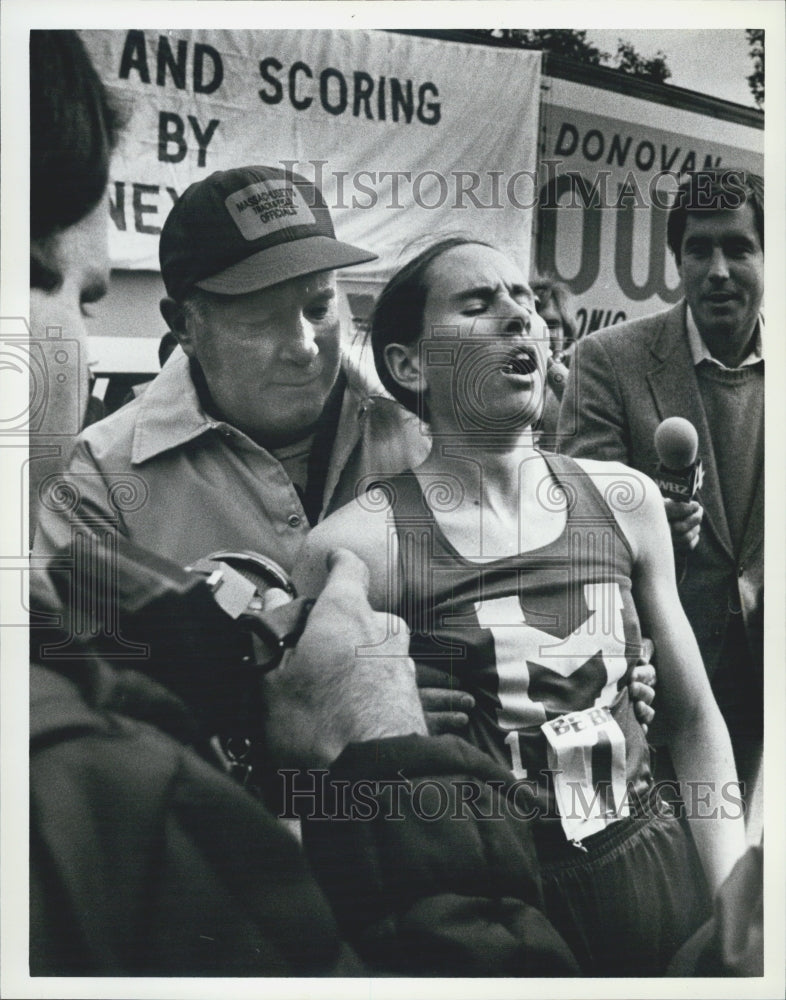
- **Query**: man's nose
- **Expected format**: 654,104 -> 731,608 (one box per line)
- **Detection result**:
502,298 -> 534,336
505,311 -> 547,350
281,315 -> 319,364
707,247 -> 731,281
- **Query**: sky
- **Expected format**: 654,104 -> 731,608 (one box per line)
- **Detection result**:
588,29 -> 757,107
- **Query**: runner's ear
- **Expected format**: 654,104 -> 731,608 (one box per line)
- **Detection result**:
384,341 -> 425,395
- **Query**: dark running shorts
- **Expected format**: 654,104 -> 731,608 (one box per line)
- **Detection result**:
535,789 -> 712,976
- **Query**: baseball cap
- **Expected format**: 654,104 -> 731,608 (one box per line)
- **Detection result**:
159,165 -> 377,300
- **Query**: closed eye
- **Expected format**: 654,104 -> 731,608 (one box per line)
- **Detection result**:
30,256 -> 62,293
306,305 -> 331,322
305,289 -> 336,323
80,280 -> 108,318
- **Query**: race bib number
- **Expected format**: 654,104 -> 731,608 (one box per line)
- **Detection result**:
542,706 -> 629,843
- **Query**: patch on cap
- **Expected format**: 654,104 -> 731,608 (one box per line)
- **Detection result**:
225,180 -> 317,242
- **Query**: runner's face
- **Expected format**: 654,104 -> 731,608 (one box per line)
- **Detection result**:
417,245 -> 548,434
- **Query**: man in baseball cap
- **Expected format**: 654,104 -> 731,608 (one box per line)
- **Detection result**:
34,164 -> 428,573
159,165 -> 376,300
158,165 -> 378,455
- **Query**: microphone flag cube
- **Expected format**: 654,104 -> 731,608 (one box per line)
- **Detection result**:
655,460 -> 704,501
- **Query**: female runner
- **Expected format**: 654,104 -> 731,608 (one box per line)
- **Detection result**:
295,237 -> 745,975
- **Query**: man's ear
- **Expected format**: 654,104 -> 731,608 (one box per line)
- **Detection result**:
160,297 -> 195,358
384,342 -> 426,395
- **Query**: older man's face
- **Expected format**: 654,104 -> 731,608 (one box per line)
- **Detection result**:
678,203 -> 763,364
182,271 -> 341,447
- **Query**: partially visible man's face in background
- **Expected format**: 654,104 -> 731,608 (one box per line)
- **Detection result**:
536,298 -> 566,358
30,194 -> 110,431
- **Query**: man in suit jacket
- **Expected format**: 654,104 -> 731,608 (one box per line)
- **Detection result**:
557,170 -> 764,800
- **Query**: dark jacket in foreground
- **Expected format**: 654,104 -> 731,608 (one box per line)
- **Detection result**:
30,659 -> 578,977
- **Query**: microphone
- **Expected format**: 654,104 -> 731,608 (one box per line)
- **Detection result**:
653,417 -> 704,501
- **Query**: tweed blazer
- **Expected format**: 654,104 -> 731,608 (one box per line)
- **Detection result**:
557,302 -> 763,683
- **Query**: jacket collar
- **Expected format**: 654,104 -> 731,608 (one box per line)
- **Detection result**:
130,346 -> 388,467
685,308 -> 764,368
131,351 -> 217,465
648,301 -> 689,363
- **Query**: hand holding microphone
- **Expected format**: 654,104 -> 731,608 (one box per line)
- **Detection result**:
654,417 -> 704,555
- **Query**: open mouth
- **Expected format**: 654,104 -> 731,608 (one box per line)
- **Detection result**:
500,347 -> 539,376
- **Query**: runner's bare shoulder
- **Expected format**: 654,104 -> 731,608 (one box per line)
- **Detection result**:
294,490 -> 397,608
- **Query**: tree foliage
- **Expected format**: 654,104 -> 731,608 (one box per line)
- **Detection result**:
488,29 -> 606,65
481,29 -> 672,84
745,29 -> 764,108
613,41 -> 671,84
